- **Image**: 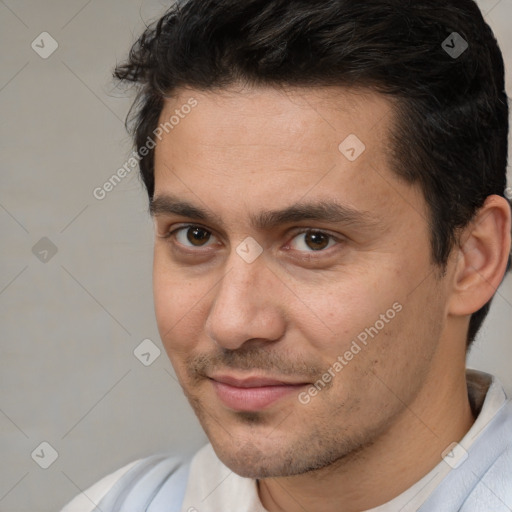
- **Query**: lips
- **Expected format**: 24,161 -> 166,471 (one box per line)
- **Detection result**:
208,373 -> 309,412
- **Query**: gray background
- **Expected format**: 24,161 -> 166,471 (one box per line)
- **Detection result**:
0,0 -> 510,510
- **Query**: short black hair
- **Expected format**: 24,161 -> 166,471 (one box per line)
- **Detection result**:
114,0 -> 511,348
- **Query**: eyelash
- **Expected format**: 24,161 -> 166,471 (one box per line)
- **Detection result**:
160,224 -> 343,255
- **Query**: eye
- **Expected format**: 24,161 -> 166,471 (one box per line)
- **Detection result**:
174,225 -> 217,248
289,230 -> 338,252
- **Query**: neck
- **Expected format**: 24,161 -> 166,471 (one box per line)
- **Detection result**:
258,350 -> 474,512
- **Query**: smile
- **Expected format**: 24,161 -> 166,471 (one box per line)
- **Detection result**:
208,374 -> 309,412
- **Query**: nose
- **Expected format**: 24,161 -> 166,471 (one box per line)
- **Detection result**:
204,253 -> 286,351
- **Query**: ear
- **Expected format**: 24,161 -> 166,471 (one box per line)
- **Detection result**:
448,195 -> 511,316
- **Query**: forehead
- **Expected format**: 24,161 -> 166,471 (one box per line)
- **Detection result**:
156,85 -> 393,161
152,85 -> 427,232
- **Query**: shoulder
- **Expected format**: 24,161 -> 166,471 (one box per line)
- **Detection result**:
60,453 -> 190,512
422,388 -> 512,511
460,446 -> 512,511
460,387 -> 512,510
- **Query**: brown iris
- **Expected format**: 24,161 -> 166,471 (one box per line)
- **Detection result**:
304,231 -> 330,251
187,227 -> 211,246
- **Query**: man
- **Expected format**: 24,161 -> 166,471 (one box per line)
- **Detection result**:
62,0 -> 512,510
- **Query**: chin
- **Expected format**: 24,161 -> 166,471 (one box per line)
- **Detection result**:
209,431 -> 356,479
213,441 -> 300,478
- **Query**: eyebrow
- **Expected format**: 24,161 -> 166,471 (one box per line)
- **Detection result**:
149,194 -> 380,231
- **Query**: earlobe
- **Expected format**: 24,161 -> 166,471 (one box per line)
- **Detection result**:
448,195 -> 511,316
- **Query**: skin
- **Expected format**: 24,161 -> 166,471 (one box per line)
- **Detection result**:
151,84 -> 511,512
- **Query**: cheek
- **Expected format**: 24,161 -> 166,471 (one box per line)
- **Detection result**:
294,265 -> 406,355
152,249 -> 208,353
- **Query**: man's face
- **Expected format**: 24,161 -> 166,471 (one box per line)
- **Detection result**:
152,86 -> 451,478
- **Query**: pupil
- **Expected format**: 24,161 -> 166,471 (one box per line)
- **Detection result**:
187,227 -> 210,246
306,232 -> 329,250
